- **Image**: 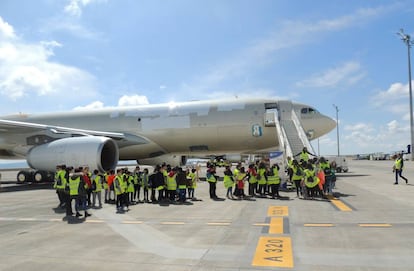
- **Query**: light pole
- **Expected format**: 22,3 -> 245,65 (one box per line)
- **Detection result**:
333,104 -> 340,156
398,29 -> 414,161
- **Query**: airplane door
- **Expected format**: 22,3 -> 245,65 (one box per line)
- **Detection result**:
277,100 -> 293,121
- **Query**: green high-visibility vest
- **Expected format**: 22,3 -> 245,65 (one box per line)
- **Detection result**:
69,176 -> 81,196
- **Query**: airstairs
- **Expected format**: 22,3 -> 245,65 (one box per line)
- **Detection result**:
265,101 -> 315,166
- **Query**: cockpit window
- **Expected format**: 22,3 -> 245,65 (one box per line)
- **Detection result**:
301,107 -> 319,114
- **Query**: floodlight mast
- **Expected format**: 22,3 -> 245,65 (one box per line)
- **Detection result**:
333,104 -> 340,157
398,29 -> 414,161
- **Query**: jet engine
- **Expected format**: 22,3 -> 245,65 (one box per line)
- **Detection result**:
27,136 -> 119,172
138,154 -> 187,167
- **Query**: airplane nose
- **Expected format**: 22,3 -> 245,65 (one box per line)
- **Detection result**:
324,115 -> 337,134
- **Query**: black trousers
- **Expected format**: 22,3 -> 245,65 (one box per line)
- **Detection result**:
209,182 -> 217,198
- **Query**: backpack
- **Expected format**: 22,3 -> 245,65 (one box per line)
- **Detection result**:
91,179 -> 97,191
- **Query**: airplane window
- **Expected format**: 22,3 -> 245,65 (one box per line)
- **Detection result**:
301,108 -> 308,114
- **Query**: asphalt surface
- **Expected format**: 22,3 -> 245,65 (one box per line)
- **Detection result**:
1,159 -> 414,271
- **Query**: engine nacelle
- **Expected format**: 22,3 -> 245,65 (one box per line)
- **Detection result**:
27,136 -> 119,172
138,154 -> 187,167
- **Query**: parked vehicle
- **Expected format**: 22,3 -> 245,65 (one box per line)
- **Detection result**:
325,156 -> 349,173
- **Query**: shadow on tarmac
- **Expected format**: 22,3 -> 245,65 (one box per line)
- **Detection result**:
0,183 -> 53,193
336,174 -> 370,178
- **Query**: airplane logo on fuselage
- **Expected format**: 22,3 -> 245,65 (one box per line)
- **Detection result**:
252,124 -> 262,137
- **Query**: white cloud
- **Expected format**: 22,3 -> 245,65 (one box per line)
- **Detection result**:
0,16 -> 98,102
64,0 -> 97,17
118,95 -> 149,106
344,123 -> 374,133
0,17 -> 16,39
372,81 -> 411,106
340,119 -> 410,154
296,61 -> 364,88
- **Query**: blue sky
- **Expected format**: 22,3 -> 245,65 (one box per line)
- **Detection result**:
0,0 -> 413,156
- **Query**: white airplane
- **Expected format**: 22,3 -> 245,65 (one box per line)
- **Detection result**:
0,98 -> 335,182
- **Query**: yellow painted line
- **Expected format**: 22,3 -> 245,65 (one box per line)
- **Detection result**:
206,222 -> 231,226
304,223 -> 335,227
252,236 -> 294,268
161,221 -> 186,225
17,218 -> 36,221
122,221 -> 143,224
359,223 -> 392,227
253,223 -> 270,227
269,217 -> 284,234
267,206 -> 289,217
327,195 -> 352,212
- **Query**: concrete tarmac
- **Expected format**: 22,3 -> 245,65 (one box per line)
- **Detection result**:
1,159 -> 414,271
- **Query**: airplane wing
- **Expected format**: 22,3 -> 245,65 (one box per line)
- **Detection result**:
0,119 -> 126,139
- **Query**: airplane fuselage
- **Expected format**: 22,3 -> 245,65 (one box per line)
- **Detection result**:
6,99 -> 278,160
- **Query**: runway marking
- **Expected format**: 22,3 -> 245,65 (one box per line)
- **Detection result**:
326,195 -> 353,211
17,218 -> 36,221
359,223 -> 392,227
122,220 -> 143,224
252,236 -> 294,268
206,222 -> 231,226
161,221 -> 186,225
304,223 -> 335,227
269,217 -> 284,234
267,206 -> 288,216
253,223 -> 269,227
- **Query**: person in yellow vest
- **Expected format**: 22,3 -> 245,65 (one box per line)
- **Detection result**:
394,153 -> 408,184
302,163 -> 320,200
114,169 -> 126,213
234,166 -> 246,199
267,164 -> 281,199
69,168 -> 91,218
247,164 -> 258,197
166,166 -> 177,202
125,170 -> 135,204
233,163 -> 241,195
176,167 -> 189,203
207,165 -> 218,199
319,157 -> 331,194
91,169 -> 103,208
187,168 -> 197,200
294,147 -> 316,163
223,165 -> 235,199
291,160 -> 304,198
102,171 -> 109,203
54,164 -> 68,209
257,162 -> 267,197
133,166 -> 142,203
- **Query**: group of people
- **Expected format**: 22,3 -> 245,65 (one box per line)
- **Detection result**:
53,147 -> 341,218
205,151 -> 337,202
53,164 -> 198,216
